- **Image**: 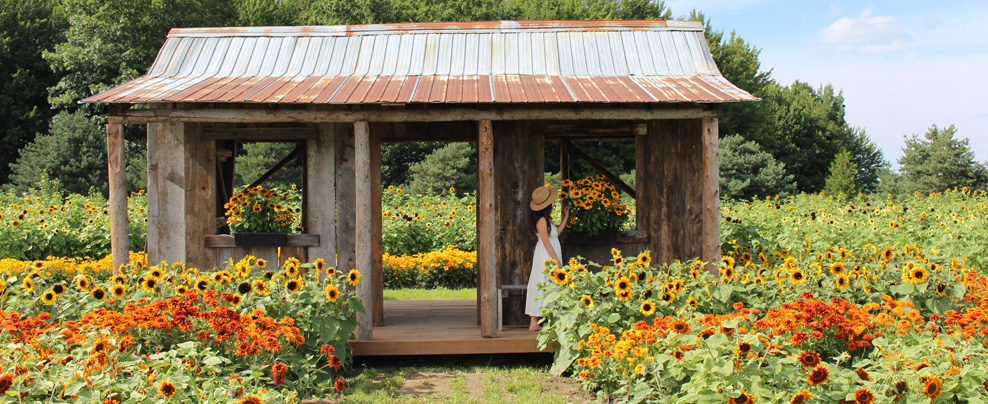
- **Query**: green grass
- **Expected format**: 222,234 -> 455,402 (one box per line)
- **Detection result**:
383,288 -> 477,301
307,354 -> 590,404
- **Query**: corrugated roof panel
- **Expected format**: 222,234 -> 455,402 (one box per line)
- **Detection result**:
84,20 -> 757,104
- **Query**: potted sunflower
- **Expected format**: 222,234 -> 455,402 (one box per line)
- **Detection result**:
559,175 -> 630,242
224,185 -> 299,247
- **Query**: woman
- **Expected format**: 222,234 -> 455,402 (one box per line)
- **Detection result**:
526,186 -> 570,331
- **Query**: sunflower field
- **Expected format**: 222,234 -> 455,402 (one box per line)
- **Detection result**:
538,188 -> 988,403
0,254 -> 362,402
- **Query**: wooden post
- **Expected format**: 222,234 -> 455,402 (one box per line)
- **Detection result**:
147,122 -> 187,265
335,127 -> 356,281
307,124 -> 337,270
185,123 -> 216,271
370,124 -> 384,326
354,121 -> 373,341
477,120 -> 497,338
106,123 -> 128,274
701,118 -> 721,274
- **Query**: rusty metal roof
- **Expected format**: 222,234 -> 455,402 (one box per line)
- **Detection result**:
83,20 -> 756,104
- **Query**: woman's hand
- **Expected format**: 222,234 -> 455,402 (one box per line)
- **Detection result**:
562,205 -> 571,216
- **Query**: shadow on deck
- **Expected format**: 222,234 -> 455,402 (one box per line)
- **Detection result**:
349,300 -> 550,356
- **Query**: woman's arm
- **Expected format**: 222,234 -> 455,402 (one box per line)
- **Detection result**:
537,217 -> 562,265
556,205 -> 570,234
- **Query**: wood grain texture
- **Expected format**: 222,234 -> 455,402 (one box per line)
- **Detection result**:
106,123 -> 128,274
354,120 -> 373,341
702,117 -> 721,273
148,122 -> 187,265
307,124 -> 338,268
370,123 -> 385,326
477,119 -> 497,337
335,126 -> 356,282
492,121 -> 543,327
184,123 -> 217,271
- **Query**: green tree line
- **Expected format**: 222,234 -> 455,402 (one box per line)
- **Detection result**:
1,0 -> 983,199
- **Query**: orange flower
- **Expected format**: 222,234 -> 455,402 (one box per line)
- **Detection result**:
922,376 -> 943,400
854,388 -> 874,404
798,351 -> 821,368
807,366 -> 829,385
271,362 -> 288,386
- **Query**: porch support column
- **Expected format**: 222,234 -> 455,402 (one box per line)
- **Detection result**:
106,123 -> 128,273
701,118 -> 721,274
354,121 -> 373,341
477,120 -> 498,338
306,124 -> 337,271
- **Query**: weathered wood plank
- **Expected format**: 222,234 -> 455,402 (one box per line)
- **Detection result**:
493,121 -> 543,328
306,124 -> 337,267
702,117 -> 721,274
335,126 -> 356,280
477,119 -> 497,337
370,124 -> 385,326
202,127 -> 318,141
110,106 -> 718,124
106,123 -> 128,273
185,123 -> 217,271
354,120 -> 373,341
148,122 -> 187,265
204,234 -> 321,248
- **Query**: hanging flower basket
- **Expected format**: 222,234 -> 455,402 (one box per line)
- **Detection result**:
233,232 -> 288,248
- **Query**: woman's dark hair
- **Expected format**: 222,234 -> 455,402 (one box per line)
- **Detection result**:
531,204 -> 552,227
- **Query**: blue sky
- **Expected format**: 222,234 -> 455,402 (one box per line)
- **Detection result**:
664,0 -> 988,167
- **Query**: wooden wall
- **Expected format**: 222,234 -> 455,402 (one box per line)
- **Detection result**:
492,121 -> 544,326
636,118 -> 720,265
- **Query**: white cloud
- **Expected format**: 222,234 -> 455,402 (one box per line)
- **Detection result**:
818,8 -> 908,54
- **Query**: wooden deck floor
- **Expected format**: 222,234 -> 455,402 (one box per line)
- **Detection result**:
349,300 -> 548,356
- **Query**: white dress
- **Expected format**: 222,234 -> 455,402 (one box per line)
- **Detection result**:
526,223 -> 561,317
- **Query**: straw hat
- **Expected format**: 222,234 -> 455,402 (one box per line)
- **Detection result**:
530,186 -> 558,211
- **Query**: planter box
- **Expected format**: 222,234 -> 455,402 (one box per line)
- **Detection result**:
233,232 -> 288,248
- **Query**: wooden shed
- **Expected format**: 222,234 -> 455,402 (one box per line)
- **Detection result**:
85,20 -> 755,355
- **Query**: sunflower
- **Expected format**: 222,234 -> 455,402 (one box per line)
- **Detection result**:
922,376 -> 943,400
580,295 -> 594,308
829,263 -> 846,275
252,280 -> 269,295
790,269 -> 807,285
314,258 -> 327,272
285,279 -> 303,293
738,341 -> 752,355
636,251 -> 652,267
798,351 -> 821,368
552,270 -> 570,285
325,285 -> 340,302
727,392 -> 753,404
238,282 -> 252,295
111,275 -> 127,284
807,366 -> 829,385
790,390 -> 810,404
0,373 -> 12,395
880,246 -> 894,261
670,320 -> 690,334
348,269 -> 361,286
175,285 -> 189,296
256,258 -> 267,268
149,268 -> 165,280
158,381 -> 177,398
91,287 -> 106,301
686,296 -> 698,310
141,277 -> 158,293
42,289 -> 57,304
617,289 -> 632,302
722,266 -> 735,281
229,294 -> 242,306
76,276 -> 92,291
855,367 -> 871,381
614,277 -> 632,293
672,350 -> 685,360
238,396 -> 262,404
285,264 -> 300,278
195,278 -> 211,291
836,274 -> 850,289
613,256 -> 624,265
910,266 -> 928,283
851,388 -> 874,404
112,284 -> 126,298
660,292 -> 675,304
640,300 -> 656,316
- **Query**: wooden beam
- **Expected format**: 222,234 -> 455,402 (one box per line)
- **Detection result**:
204,234 -> 321,248
202,127 -> 318,141
354,121 -> 373,341
477,120 -> 497,338
702,118 -> 721,275
568,143 -> 637,199
106,123 -> 128,274
247,143 -> 303,188
370,124 -> 385,326
185,123 -> 216,271
108,106 -> 718,124
306,124 -> 337,274
147,123 -> 187,265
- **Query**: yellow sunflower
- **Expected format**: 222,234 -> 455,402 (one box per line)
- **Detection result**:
22,277 -> 35,293
112,284 -> 126,298
324,285 -> 340,302
41,289 -> 57,304
551,269 -> 570,285
76,276 -> 92,291
640,300 -> 656,316
580,295 -> 594,308
285,278 -> 303,293
348,269 -> 361,286
91,287 -> 107,301
790,269 -> 807,285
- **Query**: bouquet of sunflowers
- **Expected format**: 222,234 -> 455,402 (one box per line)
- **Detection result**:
559,175 -> 630,236
224,185 -> 299,233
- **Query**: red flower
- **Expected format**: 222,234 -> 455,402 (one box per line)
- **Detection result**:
334,377 -> 346,393
271,362 -> 288,386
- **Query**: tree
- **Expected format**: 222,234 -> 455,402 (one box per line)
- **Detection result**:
406,142 -> 476,195
381,142 -> 443,187
842,128 -> 886,192
233,142 -> 304,190
719,134 -> 796,200
0,0 -> 66,184
9,111 -> 107,195
897,124 -> 988,194
234,0 -> 295,26
823,150 -> 859,198
45,0 -> 237,112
